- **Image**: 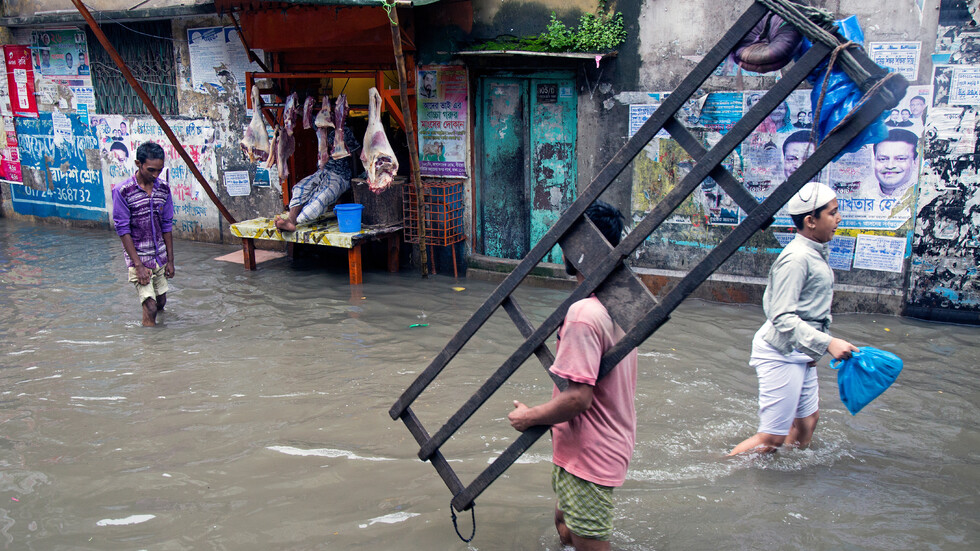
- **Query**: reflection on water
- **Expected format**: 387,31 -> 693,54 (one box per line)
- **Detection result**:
0,218 -> 978,550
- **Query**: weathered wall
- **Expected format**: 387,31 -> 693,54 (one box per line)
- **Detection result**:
906,0 -> 980,323
421,0 -> 949,316
171,15 -> 283,244
607,0 -> 939,313
0,7 -> 279,247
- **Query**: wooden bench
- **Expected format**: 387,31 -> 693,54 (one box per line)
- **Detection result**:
231,216 -> 402,284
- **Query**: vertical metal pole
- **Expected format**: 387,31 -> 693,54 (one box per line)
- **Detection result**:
388,7 -> 429,276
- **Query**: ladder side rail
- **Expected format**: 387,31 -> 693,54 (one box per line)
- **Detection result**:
388,2 -> 771,421
598,74 -> 908,376
450,72 -> 907,512
415,43 -> 828,462
452,425 -> 549,511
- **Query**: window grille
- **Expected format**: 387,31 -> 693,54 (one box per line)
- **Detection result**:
86,21 -> 177,115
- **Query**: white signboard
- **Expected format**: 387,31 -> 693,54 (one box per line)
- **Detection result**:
187,26 -> 264,95
869,42 -> 921,81
224,170 -> 250,197
852,234 -> 907,273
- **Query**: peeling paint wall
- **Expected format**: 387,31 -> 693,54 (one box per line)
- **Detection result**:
170,15 -> 283,244
906,0 -> 980,323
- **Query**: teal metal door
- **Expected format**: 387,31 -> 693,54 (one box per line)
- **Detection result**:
478,74 -> 577,263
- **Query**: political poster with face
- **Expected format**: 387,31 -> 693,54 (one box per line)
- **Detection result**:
32,28 -> 89,77
832,86 -> 932,230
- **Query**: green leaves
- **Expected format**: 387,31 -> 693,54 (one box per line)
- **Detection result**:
467,6 -> 628,53
542,10 -> 627,52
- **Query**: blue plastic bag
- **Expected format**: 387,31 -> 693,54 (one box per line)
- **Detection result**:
799,16 -> 890,156
829,346 -> 904,415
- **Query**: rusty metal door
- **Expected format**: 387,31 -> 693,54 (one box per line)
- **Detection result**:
478,74 -> 577,263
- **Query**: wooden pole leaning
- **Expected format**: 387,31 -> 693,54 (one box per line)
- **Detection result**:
70,0 -> 236,225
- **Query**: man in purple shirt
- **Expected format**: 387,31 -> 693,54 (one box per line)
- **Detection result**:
112,142 -> 174,327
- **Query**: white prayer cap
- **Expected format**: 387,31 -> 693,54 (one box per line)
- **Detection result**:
786,182 -> 837,215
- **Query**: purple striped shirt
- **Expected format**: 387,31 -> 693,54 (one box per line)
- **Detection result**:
112,175 -> 174,269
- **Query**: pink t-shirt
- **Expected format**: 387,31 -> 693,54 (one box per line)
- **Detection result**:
550,297 -> 638,487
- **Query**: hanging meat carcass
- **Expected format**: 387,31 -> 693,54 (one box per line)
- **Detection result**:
240,85 -> 270,163
302,95 -> 316,130
360,87 -> 399,194
314,95 -> 334,168
331,94 -> 350,160
278,93 -> 300,180
265,125 -> 280,170
283,92 -> 300,137
264,92 -> 299,181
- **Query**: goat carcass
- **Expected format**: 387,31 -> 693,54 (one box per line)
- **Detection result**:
283,92 -> 300,136
331,94 -> 350,160
360,87 -> 399,194
269,93 -> 299,181
240,85 -> 270,163
302,95 -> 316,130
314,95 -> 334,168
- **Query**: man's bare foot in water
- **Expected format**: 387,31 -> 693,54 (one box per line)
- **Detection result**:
274,214 -> 296,232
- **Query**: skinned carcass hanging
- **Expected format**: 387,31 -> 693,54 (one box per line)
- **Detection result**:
360,87 -> 399,194
314,95 -> 334,168
331,94 -> 350,159
302,95 -> 316,130
240,85 -> 270,163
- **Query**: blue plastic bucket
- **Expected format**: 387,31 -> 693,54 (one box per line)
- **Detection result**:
335,203 -> 363,233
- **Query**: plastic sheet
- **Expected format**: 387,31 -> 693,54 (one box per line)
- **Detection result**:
801,16 -> 890,155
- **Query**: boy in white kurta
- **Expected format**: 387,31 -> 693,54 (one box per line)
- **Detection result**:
730,182 -> 858,455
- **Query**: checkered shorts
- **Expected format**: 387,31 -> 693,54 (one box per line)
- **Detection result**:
289,167 -> 350,225
552,464 -> 614,540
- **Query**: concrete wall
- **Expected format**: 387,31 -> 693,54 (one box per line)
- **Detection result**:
418,0 -> 953,316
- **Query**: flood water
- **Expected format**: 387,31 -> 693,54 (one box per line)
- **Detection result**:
0,217 -> 977,550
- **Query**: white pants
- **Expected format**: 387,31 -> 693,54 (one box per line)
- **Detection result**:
750,324 -> 819,436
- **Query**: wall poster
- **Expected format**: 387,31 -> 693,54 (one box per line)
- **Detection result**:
91,116 -> 219,235
417,65 -> 468,178
187,26 -> 264,95
11,113 -> 104,221
4,45 -> 38,118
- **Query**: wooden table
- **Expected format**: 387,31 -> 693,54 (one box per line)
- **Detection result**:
230,217 -> 402,284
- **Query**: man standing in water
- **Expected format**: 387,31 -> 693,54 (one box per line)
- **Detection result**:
729,183 -> 857,456
509,201 -> 638,551
112,142 -> 174,327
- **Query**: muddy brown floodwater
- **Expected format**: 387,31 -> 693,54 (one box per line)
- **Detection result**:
0,218 -> 977,550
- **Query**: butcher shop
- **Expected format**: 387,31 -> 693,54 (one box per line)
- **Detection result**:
215,0 -> 436,278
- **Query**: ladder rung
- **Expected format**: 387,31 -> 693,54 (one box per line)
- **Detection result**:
388,2 -> 772,422
501,296 -> 565,389
662,117 -> 772,228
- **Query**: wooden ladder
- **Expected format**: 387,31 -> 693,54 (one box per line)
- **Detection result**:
390,0 -> 908,512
